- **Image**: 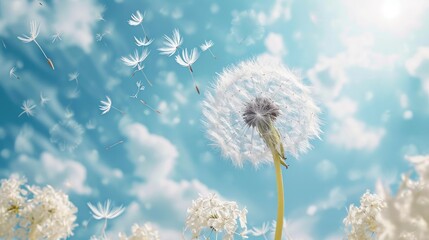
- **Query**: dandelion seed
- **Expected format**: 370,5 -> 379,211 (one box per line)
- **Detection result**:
40,92 -> 50,106
86,119 -> 96,130
202,57 -> 321,239
121,49 -> 152,86
134,36 -> 153,47
50,119 -> 84,151
105,140 -> 124,150
68,72 -> 79,85
128,10 -> 148,36
9,67 -> 20,79
139,100 -> 161,114
88,200 -> 125,238
2,40 -> 6,48
130,80 -> 145,98
251,222 -> 270,240
18,21 -> 54,70
67,88 -> 80,99
64,107 -> 74,119
200,40 -> 216,59
18,100 -> 36,117
175,48 -> 200,94
51,31 -> 62,43
158,29 -> 183,56
96,31 -> 110,42
121,49 -> 149,68
99,96 -> 124,115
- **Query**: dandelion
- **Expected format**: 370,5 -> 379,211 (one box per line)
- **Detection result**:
18,100 -> 37,117
88,200 -> 125,238
40,92 -> 50,106
68,71 -> 79,85
119,223 -> 160,240
200,40 -> 216,59
134,36 -> 153,47
175,48 -> 200,94
128,10 -> 148,36
185,193 -> 248,240
50,119 -> 84,151
158,29 -> 183,56
99,96 -> 124,115
9,67 -> 20,79
121,49 -> 152,86
51,31 -> 62,43
18,21 -> 54,70
130,80 -> 145,98
202,57 -> 321,239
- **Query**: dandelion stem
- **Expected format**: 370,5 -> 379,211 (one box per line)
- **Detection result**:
139,100 -> 161,114
101,218 -> 108,238
189,68 -> 200,94
34,39 -> 54,70
273,150 -> 284,240
141,71 -> 153,86
208,49 -> 216,59
112,106 -> 125,115
140,24 -> 148,36
33,39 -> 48,60
105,140 -> 124,150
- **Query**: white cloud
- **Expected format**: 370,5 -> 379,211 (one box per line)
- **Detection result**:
258,0 -> 292,25
328,117 -> 385,151
108,201 -> 183,239
341,0 -> 429,36
326,97 -> 357,120
315,159 -> 338,180
118,118 -> 217,225
306,187 -> 347,216
10,152 -> 91,195
0,0 -> 104,52
405,46 -> 429,96
264,32 -> 287,56
347,164 -> 397,185
307,34 -> 398,102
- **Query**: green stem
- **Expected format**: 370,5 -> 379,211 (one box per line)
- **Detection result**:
273,150 -> 284,240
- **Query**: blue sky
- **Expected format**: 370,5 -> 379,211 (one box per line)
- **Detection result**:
1,0 -> 429,239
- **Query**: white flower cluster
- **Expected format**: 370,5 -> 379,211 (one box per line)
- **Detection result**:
343,190 -> 386,240
377,155 -> 429,240
0,175 -> 77,240
185,193 -> 248,240
119,223 -> 160,240
344,155 -> 429,240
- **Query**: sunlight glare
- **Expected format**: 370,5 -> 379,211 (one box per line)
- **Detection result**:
381,0 -> 402,20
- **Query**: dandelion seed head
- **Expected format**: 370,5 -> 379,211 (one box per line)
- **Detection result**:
49,119 -> 84,152
203,57 -> 321,167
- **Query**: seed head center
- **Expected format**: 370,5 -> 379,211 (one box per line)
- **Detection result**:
242,97 -> 280,128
